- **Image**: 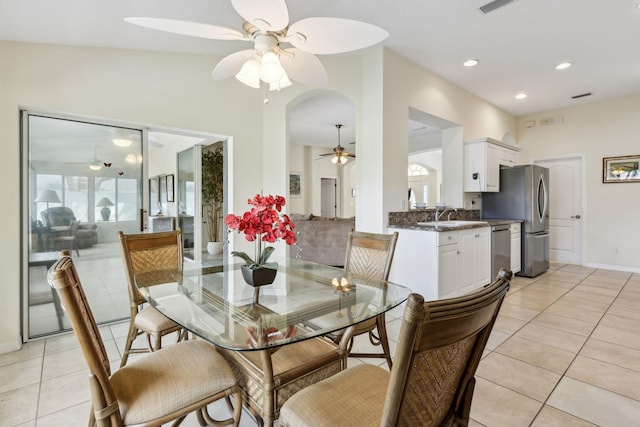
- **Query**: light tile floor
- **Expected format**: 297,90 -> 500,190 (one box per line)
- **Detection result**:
2,262 -> 639,426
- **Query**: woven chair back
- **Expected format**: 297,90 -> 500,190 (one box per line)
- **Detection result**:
344,231 -> 398,281
118,230 -> 183,306
382,271 -> 510,426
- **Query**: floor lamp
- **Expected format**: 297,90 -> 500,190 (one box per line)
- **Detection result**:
35,189 -> 61,227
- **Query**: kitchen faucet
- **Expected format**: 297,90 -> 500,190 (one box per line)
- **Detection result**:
436,207 -> 457,221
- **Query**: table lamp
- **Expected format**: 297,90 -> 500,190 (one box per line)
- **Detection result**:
35,189 -> 61,226
96,197 -> 114,221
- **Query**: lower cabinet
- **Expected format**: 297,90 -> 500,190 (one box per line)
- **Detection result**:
388,226 -> 491,301
437,233 -> 459,299
457,227 -> 491,296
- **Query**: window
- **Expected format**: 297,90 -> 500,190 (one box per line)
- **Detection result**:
408,163 -> 429,176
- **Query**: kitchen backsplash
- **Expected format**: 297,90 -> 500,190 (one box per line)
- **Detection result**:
388,209 -> 481,226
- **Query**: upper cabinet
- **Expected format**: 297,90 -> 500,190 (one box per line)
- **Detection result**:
463,137 -> 520,192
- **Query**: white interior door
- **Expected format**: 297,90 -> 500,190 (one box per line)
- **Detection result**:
320,178 -> 337,217
534,156 -> 584,265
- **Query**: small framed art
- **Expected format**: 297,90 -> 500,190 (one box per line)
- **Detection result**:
603,155 -> 640,183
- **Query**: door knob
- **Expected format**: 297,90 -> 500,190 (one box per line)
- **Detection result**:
571,214 -> 581,219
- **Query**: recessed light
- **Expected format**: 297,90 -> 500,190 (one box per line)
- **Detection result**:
112,138 -> 132,147
555,62 -> 572,70
463,59 -> 479,67
515,92 -> 528,100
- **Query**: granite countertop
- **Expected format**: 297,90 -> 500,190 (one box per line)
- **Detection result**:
388,218 -> 522,232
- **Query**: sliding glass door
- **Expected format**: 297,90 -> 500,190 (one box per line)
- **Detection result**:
22,112 -> 143,338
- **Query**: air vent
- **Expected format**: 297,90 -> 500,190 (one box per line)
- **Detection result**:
571,92 -> 592,99
479,0 -> 514,14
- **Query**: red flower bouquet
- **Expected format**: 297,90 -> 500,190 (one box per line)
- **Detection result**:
225,194 -> 297,269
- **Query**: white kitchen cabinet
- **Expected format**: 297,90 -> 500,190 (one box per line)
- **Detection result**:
437,231 -> 459,299
510,222 -> 522,274
388,226 -> 491,301
464,138 -> 520,192
458,227 -> 491,295
499,146 -> 519,167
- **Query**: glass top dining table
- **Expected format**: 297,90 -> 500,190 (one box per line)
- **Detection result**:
134,257 -> 411,351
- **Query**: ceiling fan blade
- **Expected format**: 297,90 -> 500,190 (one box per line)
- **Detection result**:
211,50 -> 254,80
124,17 -> 247,41
231,0 -> 289,32
287,18 -> 388,55
280,49 -> 328,86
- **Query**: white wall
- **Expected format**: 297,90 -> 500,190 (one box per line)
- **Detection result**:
517,94 -> 640,271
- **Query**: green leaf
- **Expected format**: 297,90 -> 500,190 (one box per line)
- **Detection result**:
230,251 -> 256,267
259,246 -> 275,265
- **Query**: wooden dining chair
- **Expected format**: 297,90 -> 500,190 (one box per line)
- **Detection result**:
47,251 -> 242,427
279,270 -> 511,427
118,230 -> 187,367
329,230 -> 399,368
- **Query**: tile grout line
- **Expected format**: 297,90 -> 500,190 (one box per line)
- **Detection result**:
528,267 -> 634,424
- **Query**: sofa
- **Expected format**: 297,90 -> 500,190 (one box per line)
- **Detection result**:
41,207 -> 98,249
290,214 -> 355,267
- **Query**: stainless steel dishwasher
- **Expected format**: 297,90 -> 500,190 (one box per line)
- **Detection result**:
491,224 -> 511,279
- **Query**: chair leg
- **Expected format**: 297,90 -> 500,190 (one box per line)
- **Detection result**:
152,332 -> 162,351
120,322 -> 138,368
375,316 -> 393,369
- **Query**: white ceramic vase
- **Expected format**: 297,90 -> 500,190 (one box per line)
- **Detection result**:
206,241 -> 223,255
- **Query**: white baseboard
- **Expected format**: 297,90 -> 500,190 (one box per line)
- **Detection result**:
0,336 -> 22,355
584,262 -> 640,274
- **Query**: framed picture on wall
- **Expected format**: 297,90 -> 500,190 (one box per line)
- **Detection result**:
166,174 -> 175,202
603,155 -> 640,183
289,173 -> 302,198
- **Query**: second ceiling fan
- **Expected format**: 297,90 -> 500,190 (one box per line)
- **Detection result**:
318,124 -> 355,165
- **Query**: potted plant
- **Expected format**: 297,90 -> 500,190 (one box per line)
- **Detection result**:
202,143 -> 224,254
225,194 -> 297,286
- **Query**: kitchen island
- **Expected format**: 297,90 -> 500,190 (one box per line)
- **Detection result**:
388,221 -> 491,300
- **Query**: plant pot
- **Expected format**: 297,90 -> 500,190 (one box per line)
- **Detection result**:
206,241 -> 223,255
241,264 -> 278,287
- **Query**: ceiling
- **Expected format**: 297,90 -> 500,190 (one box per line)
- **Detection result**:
4,0 -> 640,149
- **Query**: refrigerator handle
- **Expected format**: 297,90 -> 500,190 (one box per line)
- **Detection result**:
533,233 -> 549,239
537,172 -> 549,224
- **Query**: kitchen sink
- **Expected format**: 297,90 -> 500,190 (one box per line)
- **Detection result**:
416,220 -> 489,228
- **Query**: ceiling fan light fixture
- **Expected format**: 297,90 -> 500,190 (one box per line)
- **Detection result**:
235,56 -> 261,88
269,73 -> 292,91
331,154 -> 348,165
260,51 -> 285,83
89,163 -> 102,171
112,138 -> 132,147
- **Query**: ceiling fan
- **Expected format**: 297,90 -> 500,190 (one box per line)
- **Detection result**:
125,0 -> 388,90
318,124 -> 355,165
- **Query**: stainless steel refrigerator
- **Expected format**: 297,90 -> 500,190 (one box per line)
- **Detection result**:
482,164 -> 550,277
